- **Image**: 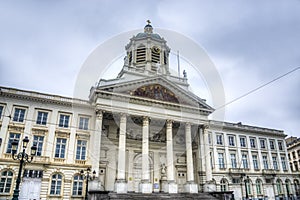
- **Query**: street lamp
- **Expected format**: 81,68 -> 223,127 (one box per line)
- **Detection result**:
11,136 -> 37,200
81,167 -> 96,200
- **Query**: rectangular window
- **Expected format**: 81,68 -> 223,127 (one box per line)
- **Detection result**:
218,153 -> 225,169
13,108 -> 26,122
6,133 -> 21,153
58,114 -> 70,128
263,155 -> 269,169
272,156 -> 278,170
36,111 -> 48,125
0,105 -> 3,120
33,135 -> 44,156
78,117 -> 89,130
278,141 -> 283,151
250,138 -> 256,148
240,137 -> 246,147
228,136 -> 235,146
210,152 -> 214,169
230,153 -> 237,168
252,155 -> 259,170
260,139 -> 266,149
208,133 -> 211,144
281,156 -> 287,171
55,138 -> 67,158
242,154 -> 248,169
269,140 -> 275,150
216,134 -> 223,145
76,140 -> 87,160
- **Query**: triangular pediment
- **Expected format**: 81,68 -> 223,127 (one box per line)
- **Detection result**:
96,76 -> 214,113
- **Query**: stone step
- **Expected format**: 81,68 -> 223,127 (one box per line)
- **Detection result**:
90,192 -> 220,200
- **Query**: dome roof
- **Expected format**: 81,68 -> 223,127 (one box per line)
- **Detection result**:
135,32 -> 162,40
134,20 -> 162,40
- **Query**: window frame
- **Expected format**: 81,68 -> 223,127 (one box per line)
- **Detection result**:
12,107 -> 26,123
281,156 -> 287,171
36,110 -> 49,125
216,134 -> 223,145
6,133 -> 21,154
218,152 -> 225,169
240,136 -> 247,148
33,135 -> 44,156
272,156 -> 278,170
58,113 -> 71,128
228,135 -> 235,147
260,139 -> 266,149
269,140 -> 275,150
230,153 -> 237,169
250,138 -> 256,148
72,175 -> 83,196
54,138 -> 67,158
263,155 -> 269,169
75,140 -> 87,160
0,104 -> 4,120
50,173 -> 62,195
242,153 -> 249,169
78,116 -> 89,131
0,170 -> 13,194
252,154 -> 259,170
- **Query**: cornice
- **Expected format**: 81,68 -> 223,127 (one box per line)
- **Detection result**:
0,86 -> 92,108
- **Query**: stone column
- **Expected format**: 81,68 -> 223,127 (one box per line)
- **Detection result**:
166,120 -> 178,193
203,126 -> 215,192
114,113 -> 127,193
184,123 -> 198,193
90,110 -> 104,191
140,116 -> 152,193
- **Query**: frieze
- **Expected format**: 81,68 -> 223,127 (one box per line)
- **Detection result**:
132,84 -> 179,103
8,124 -> 25,132
55,130 -> 71,138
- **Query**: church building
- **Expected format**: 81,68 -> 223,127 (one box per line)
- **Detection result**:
0,22 -> 298,200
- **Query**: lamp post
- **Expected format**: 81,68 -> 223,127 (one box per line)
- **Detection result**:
11,136 -> 37,200
81,167 -> 96,200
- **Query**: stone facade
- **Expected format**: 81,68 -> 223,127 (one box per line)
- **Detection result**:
0,22 -> 299,200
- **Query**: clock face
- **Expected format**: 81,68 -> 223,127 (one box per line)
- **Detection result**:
152,46 -> 160,54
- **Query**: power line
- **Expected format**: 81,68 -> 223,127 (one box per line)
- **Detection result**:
216,66 -> 300,110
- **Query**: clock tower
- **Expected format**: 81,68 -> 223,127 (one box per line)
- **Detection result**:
118,20 -> 171,78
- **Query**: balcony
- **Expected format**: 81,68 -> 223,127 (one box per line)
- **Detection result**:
34,156 -> 50,164
229,168 -> 250,177
262,169 -> 276,178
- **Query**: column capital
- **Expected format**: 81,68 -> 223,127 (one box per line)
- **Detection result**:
96,110 -> 103,119
142,116 -> 150,126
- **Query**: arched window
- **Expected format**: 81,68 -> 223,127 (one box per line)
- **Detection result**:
72,175 -> 83,196
246,179 -> 252,195
0,170 -> 13,193
50,174 -> 62,195
220,178 -> 228,192
285,179 -> 291,196
294,179 -> 300,196
256,179 -> 263,195
276,179 -> 283,194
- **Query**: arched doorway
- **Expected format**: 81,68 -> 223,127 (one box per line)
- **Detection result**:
133,153 -> 153,192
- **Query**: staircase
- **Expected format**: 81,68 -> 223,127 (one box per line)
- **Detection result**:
89,192 -> 220,200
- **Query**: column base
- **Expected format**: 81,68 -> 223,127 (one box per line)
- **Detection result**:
114,179 -> 128,193
184,182 -> 198,193
166,181 -> 178,193
89,179 -> 104,191
139,180 -> 152,193
203,181 -> 216,192
160,179 -> 168,192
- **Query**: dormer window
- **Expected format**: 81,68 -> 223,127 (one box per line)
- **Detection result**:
136,45 -> 146,64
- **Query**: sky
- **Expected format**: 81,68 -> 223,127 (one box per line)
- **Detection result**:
0,0 -> 299,137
